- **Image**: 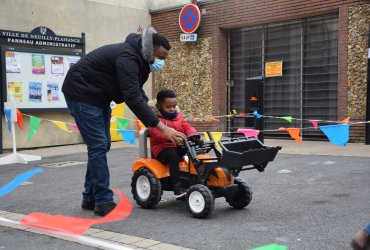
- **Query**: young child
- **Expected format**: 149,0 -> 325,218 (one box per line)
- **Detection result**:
149,89 -> 198,195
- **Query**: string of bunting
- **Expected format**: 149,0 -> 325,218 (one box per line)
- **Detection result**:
4,109 -> 370,147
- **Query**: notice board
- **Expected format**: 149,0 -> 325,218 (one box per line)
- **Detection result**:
1,47 -> 81,110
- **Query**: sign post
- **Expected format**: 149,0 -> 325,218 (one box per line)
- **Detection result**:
179,4 -> 201,42
0,102 -> 41,165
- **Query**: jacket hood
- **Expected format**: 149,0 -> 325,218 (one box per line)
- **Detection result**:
125,33 -> 146,61
141,26 -> 156,63
148,99 -> 181,120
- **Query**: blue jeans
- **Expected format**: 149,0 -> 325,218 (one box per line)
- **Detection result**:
65,96 -> 113,205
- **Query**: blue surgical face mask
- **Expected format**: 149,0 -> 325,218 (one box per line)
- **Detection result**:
150,58 -> 165,72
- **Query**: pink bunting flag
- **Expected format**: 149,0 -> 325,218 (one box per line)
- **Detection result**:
21,189 -> 132,236
308,120 -> 318,129
71,124 -> 80,132
237,128 -> 260,139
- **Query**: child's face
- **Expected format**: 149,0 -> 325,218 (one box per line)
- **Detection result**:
159,98 -> 177,113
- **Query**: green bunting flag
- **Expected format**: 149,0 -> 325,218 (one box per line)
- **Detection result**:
27,116 -> 43,142
250,243 -> 288,250
116,118 -> 130,135
282,116 -> 292,123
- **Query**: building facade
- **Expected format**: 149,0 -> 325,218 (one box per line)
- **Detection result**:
151,0 -> 370,141
0,0 -> 188,150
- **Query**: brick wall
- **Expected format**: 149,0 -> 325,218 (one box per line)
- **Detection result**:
151,0 -> 369,138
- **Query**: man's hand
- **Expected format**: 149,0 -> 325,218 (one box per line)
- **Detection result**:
156,121 -> 186,146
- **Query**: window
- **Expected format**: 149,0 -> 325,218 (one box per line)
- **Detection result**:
229,14 -> 338,138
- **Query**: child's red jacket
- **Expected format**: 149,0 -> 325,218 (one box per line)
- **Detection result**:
149,112 -> 197,158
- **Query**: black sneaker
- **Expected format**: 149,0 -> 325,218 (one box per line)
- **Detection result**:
94,201 -> 117,216
81,200 -> 95,211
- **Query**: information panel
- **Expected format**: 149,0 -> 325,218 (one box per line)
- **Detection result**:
2,47 -> 81,110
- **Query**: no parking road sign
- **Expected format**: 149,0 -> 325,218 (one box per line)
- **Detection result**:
179,4 -> 201,34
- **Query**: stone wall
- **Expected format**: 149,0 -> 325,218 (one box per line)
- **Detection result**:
154,38 -> 213,121
347,3 -> 370,119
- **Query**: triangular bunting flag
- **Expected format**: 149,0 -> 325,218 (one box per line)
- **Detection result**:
250,243 -> 288,250
337,117 -> 350,124
253,111 -> 263,119
203,132 -> 223,150
308,120 -> 318,129
118,130 -> 135,144
116,117 -> 130,135
71,124 -> 79,132
52,121 -> 69,132
320,124 -> 349,146
278,127 -> 302,143
16,109 -> 24,130
4,108 -> 12,133
237,128 -> 259,138
282,116 -> 293,123
135,120 -> 145,131
27,116 -> 42,142
208,116 -> 220,122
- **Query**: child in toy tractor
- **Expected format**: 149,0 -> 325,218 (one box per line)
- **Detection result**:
131,90 -> 282,218
146,89 -> 201,196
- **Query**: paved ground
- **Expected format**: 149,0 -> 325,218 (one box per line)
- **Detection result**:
0,139 -> 369,249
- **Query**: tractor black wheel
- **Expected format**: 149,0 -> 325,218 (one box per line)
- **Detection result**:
186,184 -> 214,219
131,168 -> 162,209
226,177 -> 253,209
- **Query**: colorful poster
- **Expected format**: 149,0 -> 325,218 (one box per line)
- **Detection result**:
32,54 -> 45,75
66,57 -> 79,70
5,51 -> 21,73
7,82 -> 23,102
51,56 -> 64,75
265,61 -> 283,78
47,83 -> 60,102
110,101 -> 125,141
29,82 -> 42,102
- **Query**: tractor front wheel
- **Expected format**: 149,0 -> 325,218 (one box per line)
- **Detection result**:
226,177 -> 253,209
186,184 -> 214,219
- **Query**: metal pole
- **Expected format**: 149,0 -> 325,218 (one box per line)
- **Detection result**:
366,24 -> 370,145
81,32 -> 86,57
300,21 -> 304,137
227,31 -> 231,133
11,122 -> 16,154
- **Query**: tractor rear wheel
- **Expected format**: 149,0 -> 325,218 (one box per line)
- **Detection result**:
131,168 -> 162,209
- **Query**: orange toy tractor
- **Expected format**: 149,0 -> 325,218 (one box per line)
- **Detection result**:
131,129 -> 281,218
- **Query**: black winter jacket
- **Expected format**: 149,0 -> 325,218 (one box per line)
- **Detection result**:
62,33 -> 159,127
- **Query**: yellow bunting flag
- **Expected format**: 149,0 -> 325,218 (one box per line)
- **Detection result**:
278,127 -> 302,143
337,117 -> 350,124
203,132 -> 223,150
52,121 -> 69,132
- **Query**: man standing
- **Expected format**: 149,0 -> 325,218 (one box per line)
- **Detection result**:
62,26 -> 185,216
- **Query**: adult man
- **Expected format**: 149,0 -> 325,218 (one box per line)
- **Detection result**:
62,26 -> 185,216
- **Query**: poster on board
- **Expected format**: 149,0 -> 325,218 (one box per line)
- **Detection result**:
2,48 -> 81,109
